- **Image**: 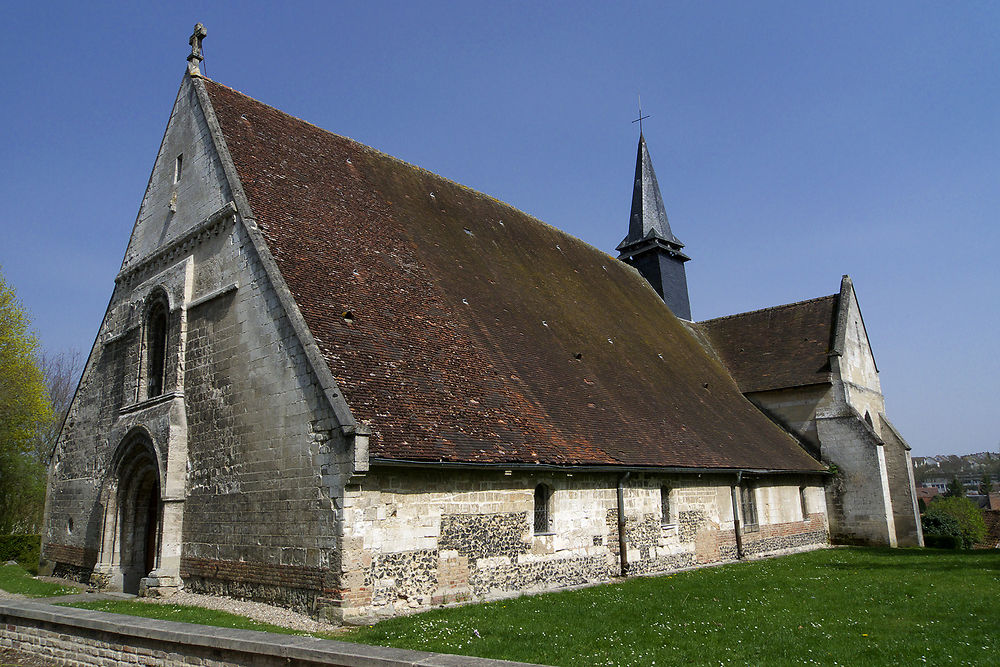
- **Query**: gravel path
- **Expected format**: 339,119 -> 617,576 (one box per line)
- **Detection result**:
137,591 -> 342,633
3,574 -> 343,634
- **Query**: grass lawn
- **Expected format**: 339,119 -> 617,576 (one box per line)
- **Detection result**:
61,599 -> 340,639
0,563 -> 81,598
344,547 -> 999,666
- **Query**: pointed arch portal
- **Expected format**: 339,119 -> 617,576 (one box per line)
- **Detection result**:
96,432 -> 164,594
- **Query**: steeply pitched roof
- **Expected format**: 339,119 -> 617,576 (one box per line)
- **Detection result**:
617,135 -> 685,253
696,295 -> 839,394
202,77 -> 823,472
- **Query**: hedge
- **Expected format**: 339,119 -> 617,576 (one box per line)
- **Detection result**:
0,534 -> 41,573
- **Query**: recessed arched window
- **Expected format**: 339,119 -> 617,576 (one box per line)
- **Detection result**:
145,297 -> 168,399
533,484 -> 551,534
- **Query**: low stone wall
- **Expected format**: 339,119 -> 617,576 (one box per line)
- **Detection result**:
0,599 -> 536,667
333,469 -> 830,619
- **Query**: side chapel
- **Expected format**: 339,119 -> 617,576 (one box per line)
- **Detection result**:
41,27 -> 920,621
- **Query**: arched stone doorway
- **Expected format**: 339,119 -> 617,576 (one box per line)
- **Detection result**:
117,441 -> 161,594
95,432 -> 163,595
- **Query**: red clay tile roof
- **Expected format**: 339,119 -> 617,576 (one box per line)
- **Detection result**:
697,296 -> 839,394
203,78 -> 824,472
976,510 -> 1000,549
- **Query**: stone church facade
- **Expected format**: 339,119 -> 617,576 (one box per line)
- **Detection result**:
41,30 -> 915,622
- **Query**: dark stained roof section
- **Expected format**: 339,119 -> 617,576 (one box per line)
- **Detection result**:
202,77 -> 824,472
697,296 -> 839,394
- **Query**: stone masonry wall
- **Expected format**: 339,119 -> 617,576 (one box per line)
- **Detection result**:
816,415 -> 893,545
43,73 -> 351,609
180,218 -> 348,611
2,601 -> 516,667
333,468 -> 828,620
880,424 -> 922,546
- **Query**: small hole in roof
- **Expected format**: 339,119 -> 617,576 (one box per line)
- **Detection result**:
703,382 -> 710,389
607,338 -> 614,344
498,220 -> 505,226
542,321 -> 548,327
574,353 -> 583,360
464,228 -> 474,236
429,191 -> 436,199
342,311 -> 354,324
462,299 -> 469,305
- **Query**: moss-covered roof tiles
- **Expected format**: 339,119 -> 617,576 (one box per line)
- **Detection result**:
697,295 -> 839,394
203,78 -> 823,472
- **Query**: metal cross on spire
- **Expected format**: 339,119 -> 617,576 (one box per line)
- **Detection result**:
187,23 -> 207,76
632,94 -> 650,135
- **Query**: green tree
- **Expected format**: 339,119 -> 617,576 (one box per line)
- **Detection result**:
945,477 -> 965,498
922,496 -> 988,549
0,268 -> 52,534
978,476 -> 993,496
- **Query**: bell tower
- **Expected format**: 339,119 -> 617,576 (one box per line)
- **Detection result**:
616,133 -> 692,320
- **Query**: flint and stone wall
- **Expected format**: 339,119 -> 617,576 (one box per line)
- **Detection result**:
331,468 -> 828,620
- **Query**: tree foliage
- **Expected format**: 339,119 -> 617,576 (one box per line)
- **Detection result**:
978,476 -> 993,496
0,269 -> 51,455
0,268 -> 53,534
922,496 -> 987,549
944,477 -> 965,498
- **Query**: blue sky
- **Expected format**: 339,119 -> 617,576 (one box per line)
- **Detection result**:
1,1 -> 997,456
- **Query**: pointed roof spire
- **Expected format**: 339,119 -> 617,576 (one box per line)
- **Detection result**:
617,134 -> 684,251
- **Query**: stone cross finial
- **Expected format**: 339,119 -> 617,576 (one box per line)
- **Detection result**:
187,23 -> 207,75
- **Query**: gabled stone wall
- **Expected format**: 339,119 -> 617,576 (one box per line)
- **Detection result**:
42,74 -> 354,607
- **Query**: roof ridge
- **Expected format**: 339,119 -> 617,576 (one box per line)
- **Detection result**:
698,293 -> 838,324
202,77 -> 616,262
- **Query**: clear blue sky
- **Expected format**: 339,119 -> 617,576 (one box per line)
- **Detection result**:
1,2 -> 997,456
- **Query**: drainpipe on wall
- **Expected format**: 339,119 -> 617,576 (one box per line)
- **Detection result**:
617,472 -> 631,576
730,471 -> 745,561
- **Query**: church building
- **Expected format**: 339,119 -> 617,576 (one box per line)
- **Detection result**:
41,27 -> 919,622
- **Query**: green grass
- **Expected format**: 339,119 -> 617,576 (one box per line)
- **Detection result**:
60,599 -> 340,639
344,547 -> 1000,666
0,563 -> 81,597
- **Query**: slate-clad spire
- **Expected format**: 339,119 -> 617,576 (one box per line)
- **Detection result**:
622,134 -> 681,246
617,134 -> 692,320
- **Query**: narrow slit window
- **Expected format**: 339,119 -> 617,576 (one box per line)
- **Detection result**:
660,487 -> 672,525
146,300 -> 168,398
740,484 -> 758,533
799,487 -> 809,521
533,484 -> 551,534
174,154 -> 183,183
